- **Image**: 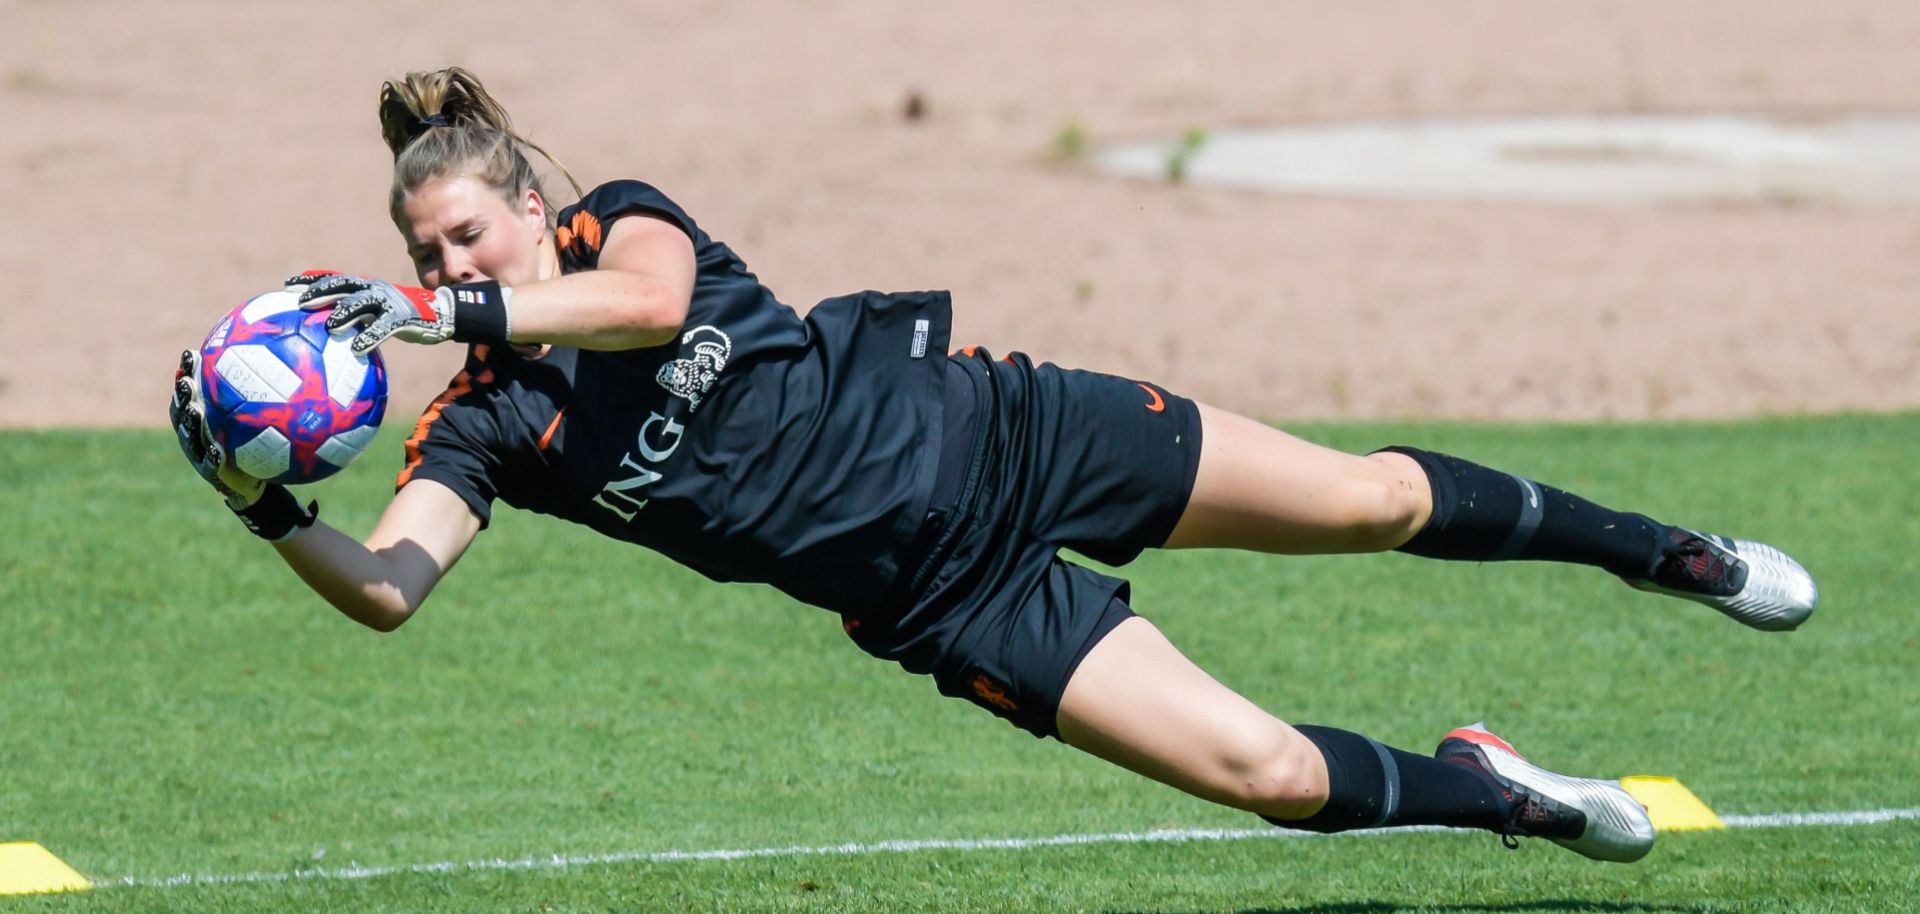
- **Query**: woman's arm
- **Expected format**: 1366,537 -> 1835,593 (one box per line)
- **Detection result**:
303,213 -> 699,354
273,479 -> 483,632
504,214 -> 697,350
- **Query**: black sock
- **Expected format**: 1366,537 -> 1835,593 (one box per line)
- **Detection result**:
1263,725 -> 1510,833
1377,446 -> 1670,578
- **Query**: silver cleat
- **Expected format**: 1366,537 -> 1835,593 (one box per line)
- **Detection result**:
1624,530 -> 1817,631
1436,723 -> 1656,863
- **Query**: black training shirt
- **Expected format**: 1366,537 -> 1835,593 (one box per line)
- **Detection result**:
398,180 -> 952,616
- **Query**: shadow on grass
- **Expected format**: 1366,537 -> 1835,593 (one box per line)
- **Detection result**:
1113,902 -> 1726,914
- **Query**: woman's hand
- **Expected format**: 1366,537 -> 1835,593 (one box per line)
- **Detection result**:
169,349 -> 266,508
297,274 -> 459,354
170,348 -> 318,540
293,272 -> 511,354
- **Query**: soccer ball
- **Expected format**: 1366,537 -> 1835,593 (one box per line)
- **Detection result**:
196,289 -> 387,485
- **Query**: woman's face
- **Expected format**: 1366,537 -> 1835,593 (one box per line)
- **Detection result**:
398,174 -> 551,288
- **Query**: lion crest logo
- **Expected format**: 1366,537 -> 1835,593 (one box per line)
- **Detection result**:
655,325 -> 733,412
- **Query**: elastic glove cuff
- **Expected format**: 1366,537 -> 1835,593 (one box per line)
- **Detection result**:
447,281 -> 512,344
233,484 -> 319,542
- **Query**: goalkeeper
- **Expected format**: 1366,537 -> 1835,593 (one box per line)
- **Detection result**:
170,67 -> 1819,865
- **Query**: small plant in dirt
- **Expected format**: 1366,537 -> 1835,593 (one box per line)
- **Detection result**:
1051,119 -> 1089,161
1165,127 -> 1208,183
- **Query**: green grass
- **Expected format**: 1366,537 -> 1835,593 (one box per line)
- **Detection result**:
3,415 -> 1918,912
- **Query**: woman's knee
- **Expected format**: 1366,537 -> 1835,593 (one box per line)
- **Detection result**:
1211,727 -> 1329,817
1350,452 -> 1429,548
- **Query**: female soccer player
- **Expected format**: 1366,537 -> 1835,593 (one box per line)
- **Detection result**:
170,67 -> 1817,864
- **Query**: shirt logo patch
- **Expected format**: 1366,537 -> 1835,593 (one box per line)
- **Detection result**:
911,319 -> 929,359
655,325 -> 733,412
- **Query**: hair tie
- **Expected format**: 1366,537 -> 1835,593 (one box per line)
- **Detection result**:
418,113 -> 451,129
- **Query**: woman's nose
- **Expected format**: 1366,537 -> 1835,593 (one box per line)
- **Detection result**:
440,248 -> 477,283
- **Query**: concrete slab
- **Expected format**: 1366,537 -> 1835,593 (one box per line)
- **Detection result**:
1099,117 -> 1920,204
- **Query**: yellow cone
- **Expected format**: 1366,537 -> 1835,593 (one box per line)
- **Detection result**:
1619,776 -> 1726,832
0,842 -> 91,895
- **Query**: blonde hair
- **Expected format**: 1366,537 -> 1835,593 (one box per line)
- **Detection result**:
376,67 -> 583,229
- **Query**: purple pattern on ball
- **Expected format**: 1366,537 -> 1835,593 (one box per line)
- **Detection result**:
198,294 -> 388,485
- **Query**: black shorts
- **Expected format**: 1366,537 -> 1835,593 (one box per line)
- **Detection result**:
845,350 -> 1204,738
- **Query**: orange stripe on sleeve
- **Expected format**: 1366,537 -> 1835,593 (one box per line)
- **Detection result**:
556,210 -> 604,258
537,406 -> 567,451
396,346 -> 496,490
574,211 -> 603,251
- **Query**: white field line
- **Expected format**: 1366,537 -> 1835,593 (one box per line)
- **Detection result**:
97,805 -> 1920,890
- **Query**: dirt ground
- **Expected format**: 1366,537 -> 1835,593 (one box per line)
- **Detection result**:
5,0 -> 1919,428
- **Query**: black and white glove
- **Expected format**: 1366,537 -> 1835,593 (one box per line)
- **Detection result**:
170,349 -> 317,540
294,273 -> 511,355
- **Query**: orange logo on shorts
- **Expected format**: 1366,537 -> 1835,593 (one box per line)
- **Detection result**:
1138,383 -> 1166,413
972,674 -> 1019,712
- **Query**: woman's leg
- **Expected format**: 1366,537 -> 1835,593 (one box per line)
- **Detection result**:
1162,403 -> 1431,554
1054,615 -> 1657,861
1054,615 -> 1330,818
1163,402 -> 1816,629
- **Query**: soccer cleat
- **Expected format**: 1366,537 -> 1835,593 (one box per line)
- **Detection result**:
1436,723 -> 1655,863
1622,528 -> 1817,631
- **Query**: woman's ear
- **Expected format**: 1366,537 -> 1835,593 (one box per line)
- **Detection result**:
522,188 -> 548,234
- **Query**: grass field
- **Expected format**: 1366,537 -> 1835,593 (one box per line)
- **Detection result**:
4,416 -> 1918,912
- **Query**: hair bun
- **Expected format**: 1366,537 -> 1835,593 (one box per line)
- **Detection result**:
406,111 -> 453,143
